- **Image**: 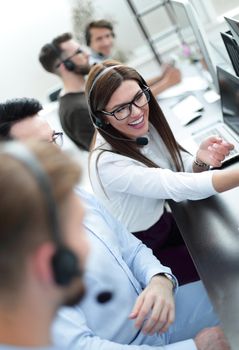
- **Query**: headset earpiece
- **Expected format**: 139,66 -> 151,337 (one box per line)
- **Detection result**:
52,247 -> 81,286
94,116 -> 107,129
63,59 -> 76,72
50,43 -> 76,72
87,65 -> 122,130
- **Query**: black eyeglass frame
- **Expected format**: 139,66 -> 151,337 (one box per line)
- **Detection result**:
51,131 -> 63,146
64,48 -> 83,61
55,48 -> 84,68
100,85 -> 151,121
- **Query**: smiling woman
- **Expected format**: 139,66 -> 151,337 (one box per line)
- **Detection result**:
101,85 -> 150,121
86,60 -> 236,285
100,81 -> 150,139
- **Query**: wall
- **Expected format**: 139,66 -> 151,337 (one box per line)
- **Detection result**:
89,0 -> 172,64
0,0 -> 171,103
0,0 -> 73,103
0,0 -> 237,103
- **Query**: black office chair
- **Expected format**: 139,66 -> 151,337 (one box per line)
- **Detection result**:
48,88 -> 62,102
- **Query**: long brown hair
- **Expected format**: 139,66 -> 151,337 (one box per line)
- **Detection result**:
86,60 -> 184,171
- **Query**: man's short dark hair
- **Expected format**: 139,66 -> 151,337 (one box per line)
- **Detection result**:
39,33 -> 73,73
0,98 -> 43,139
85,20 -> 115,46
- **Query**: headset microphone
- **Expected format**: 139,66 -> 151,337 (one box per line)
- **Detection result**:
96,291 -> 113,304
136,137 -> 148,146
95,126 -> 149,146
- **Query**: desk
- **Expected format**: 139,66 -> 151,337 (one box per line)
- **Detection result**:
159,88 -> 222,151
168,162 -> 239,349
159,71 -> 239,348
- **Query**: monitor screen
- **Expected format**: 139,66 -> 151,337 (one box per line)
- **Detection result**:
224,17 -> 239,46
217,66 -> 239,135
168,0 -> 218,90
220,31 -> 239,77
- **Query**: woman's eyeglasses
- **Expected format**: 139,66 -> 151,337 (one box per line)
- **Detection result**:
51,131 -> 63,147
100,86 -> 150,121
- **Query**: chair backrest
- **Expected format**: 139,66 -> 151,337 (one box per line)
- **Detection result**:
48,87 -> 62,102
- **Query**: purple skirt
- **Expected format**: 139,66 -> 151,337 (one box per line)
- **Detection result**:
133,210 -> 199,285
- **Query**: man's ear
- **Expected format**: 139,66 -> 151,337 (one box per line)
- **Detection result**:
32,242 -> 56,285
56,61 -> 66,76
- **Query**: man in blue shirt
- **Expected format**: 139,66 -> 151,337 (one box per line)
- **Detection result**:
53,188 -> 229,350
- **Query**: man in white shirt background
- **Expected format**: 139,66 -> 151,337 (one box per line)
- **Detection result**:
84,19 -> 182,97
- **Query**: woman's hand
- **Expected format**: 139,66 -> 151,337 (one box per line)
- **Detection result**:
128,275 -> 175,335
196,136 -> 234,168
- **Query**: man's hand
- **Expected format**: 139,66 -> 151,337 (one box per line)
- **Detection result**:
128,275 -> 175,335
194,326 -> 230,350
148,63 -> 182,96
161,64 -> 182,88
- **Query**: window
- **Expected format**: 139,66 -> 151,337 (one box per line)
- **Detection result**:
210,0 -> 239,17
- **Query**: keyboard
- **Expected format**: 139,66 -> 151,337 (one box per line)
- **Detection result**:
194,127 -> 239,157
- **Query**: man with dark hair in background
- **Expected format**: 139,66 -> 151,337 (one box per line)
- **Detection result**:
85,19 -> 182,97
0,97 -> 63,145
39,33 -> 95,151
0,140 -> 89,349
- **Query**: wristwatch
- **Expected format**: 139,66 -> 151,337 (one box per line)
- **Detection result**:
156,273 -> 177,291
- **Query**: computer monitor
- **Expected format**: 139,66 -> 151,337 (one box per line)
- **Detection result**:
224,16 -> 239,47
168,0 -> 218,91
217,66 -> 239,135
221,31 -> 239,77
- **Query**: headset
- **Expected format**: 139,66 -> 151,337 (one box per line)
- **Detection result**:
87,65 -> 120,129
50,43 -> 76,72
87,65 -> 149,146
0,141 -> 82,286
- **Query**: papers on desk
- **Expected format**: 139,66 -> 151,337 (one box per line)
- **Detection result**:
203,89 -> 220,103
171,95 -> 204,126
158,76 -> 209,99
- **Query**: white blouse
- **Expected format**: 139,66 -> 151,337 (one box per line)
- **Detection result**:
89,124 -> 217,232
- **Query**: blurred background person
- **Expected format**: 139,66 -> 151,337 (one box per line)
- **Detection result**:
0,98 -> 61,144
85,19 -> 182,97
39,33 -> 95,151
